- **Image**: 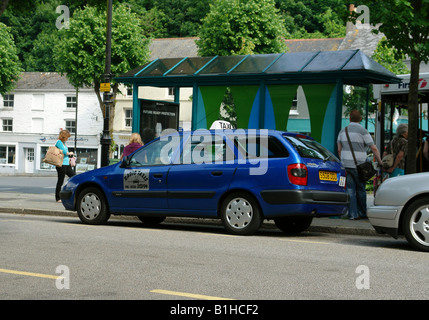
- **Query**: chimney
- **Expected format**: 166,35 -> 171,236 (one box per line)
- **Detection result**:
346,4 -> 356,33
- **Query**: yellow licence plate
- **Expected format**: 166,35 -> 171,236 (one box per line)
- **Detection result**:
319,171 -> 337,181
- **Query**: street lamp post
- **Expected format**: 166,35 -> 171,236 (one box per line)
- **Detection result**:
100,0 -> 113,167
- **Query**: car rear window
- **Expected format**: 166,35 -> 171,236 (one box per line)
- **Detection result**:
284,135 -> 338,162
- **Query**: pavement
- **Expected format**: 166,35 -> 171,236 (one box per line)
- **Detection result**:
0,191 -> 381,237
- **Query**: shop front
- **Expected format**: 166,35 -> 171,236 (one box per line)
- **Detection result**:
0,133 -> 101,175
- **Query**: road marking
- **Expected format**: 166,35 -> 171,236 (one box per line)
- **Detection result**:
150,289 -> 235,300
279,239 -> 329,245
0,268 -> 62,280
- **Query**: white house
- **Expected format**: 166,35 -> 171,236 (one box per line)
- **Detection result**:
0,72 -> 103,175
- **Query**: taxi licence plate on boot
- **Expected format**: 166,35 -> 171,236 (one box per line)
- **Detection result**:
319,171 -> 337,182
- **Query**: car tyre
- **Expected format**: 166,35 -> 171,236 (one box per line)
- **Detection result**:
138,216 -> 166,226
402,198 -> 429,252
274,216 -> 313,234
220,192 -> 262,235
77,187 -> 110,225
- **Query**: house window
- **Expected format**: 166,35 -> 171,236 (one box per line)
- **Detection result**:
3,94 -> 14,107
0,145 -> 15,164
65,120 -> 76,133
168,87 -> 175,97
125,109 -> 132,128
2,119 -> 12,132
127,87 -> 133,96
66,96 -> 76,108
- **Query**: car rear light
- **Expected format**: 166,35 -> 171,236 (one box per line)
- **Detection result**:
288,163 -> 308,186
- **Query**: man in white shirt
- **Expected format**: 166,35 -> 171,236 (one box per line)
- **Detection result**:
337,110 -> 382,220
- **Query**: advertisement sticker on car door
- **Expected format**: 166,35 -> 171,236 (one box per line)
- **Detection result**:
124,169 -> 150,190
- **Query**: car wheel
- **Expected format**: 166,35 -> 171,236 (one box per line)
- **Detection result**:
402,198 -> 429,252
220,192 -> 262,235
138,216 -> 166,226
274,216 -> 313,234
77,187 -> 110,225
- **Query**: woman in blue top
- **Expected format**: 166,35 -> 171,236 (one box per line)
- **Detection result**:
55,129 -> 76,202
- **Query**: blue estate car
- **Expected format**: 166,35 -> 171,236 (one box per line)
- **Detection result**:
61,130 -> 349,235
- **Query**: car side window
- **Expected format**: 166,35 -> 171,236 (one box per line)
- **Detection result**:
232,135 -> 289,159
129,139 -> 173,166
181,134 -> 235,164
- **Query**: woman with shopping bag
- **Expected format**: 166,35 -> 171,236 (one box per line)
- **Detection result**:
55,129 -> 76,202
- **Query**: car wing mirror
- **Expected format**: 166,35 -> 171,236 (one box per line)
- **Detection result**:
120,156 -> 130,168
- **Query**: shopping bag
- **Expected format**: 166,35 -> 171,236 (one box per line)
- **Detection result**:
69,155 -> 76,167
43,146 -> 64,167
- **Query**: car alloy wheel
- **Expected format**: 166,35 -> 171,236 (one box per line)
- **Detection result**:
77,187 -> 110,225
220,192 -> 262,235
402,198 -> 429,252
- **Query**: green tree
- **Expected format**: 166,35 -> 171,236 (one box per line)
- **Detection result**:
54,4 -> 150,135
353,0 -> 429,174
372,37 -> 410,75
196,0 -> 288,56
275,0 -> 348,38
0,0 -> 64,71
0,22 -> 22,95
141,0 -> 211,37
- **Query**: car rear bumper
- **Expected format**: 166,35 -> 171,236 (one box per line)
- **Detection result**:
260,190 -> 349,206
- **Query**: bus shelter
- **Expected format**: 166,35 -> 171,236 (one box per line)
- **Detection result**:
116,49 -> 401,154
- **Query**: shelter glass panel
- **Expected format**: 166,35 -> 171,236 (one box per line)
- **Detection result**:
265,52 -> 318,73
303,50 -> 355,72
198,56 -> 246,75
137,58 -> 184,77
230,54 -> 281,74
167,57 -> 214,76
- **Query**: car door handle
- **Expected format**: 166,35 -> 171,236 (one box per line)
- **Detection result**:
211,171 -> 223,176
153,173 -> 163,178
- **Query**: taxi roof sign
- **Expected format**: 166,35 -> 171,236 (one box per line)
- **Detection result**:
210,120 -> 234,129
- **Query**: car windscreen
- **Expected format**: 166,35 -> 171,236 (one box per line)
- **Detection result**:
284,135 -> 339,162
